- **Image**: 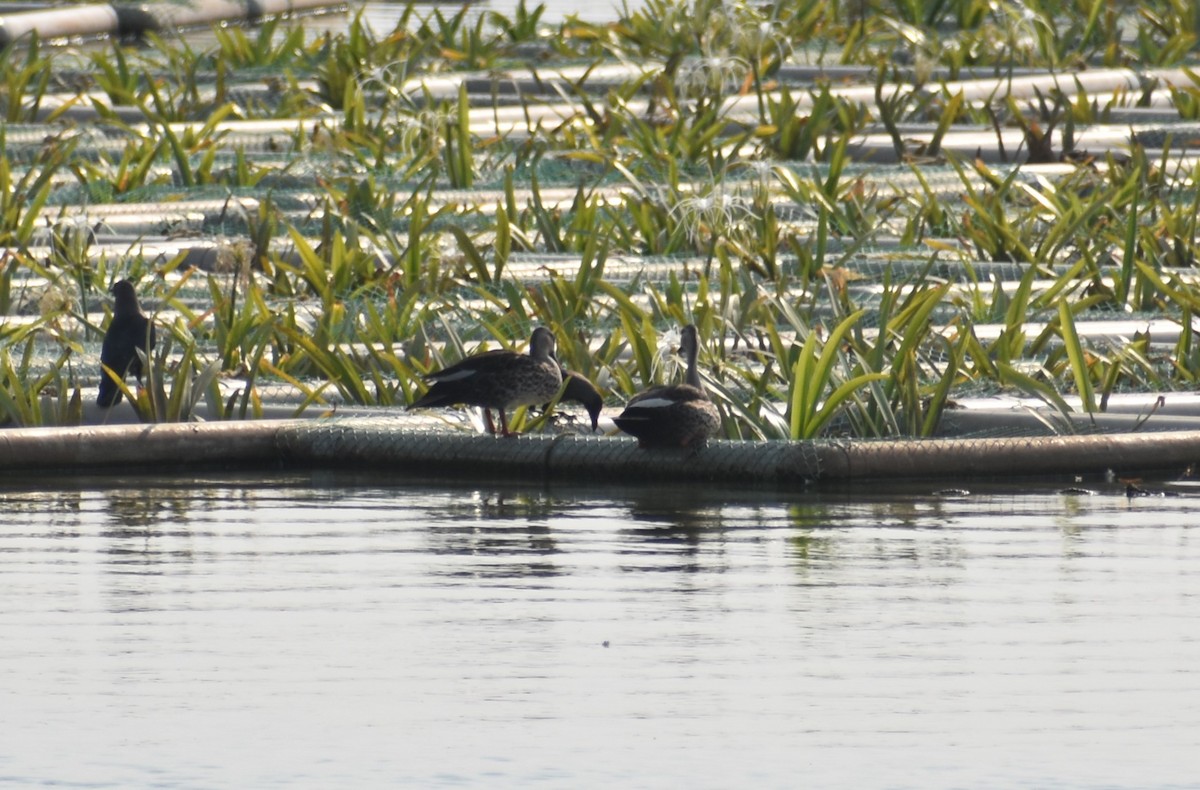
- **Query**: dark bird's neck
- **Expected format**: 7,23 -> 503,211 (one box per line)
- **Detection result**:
115,294 -> 141,317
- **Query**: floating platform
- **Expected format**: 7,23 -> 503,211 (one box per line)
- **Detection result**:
2,418 -> 1199,487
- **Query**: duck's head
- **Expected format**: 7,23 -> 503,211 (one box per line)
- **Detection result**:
679,324 -> 699,359
529,326 -> 557,361
562,371 -> 603,432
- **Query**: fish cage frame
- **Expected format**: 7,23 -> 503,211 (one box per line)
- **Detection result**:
2,418 -> 1198,487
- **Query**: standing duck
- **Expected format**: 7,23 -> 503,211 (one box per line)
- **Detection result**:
97,280 -> 156,408
562,370 -> 603,432
409,326 -> 563,436
553,370 -> 604,432
528,367 -> 603,433
614,324 -> 720,449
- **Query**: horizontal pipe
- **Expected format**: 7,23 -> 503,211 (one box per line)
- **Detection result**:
935,409 -> 1200,437
114,0 -> 342,34
0,4 -> 117,46
0,0 -> 343,46
6,418 -> 1193,485
0,420 -> 283,472
277,422 -> 1200,484
817,431 -> 1200,482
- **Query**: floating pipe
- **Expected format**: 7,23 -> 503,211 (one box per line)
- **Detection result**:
935,409 -> 1200,438
817,431 -> 1200,482
0,420 -> 282,471
113,0 -> 343,34
284,60 -> 1136,109
277,422 -> 1200,484
934,68 -> 1197,103
0,3 -> 117,46
0,0 -> 344,46
846,124 -> 1157,165
3,418 -> 1199,485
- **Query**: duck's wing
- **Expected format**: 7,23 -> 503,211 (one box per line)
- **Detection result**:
422,349 -> 519,382
410,350 -> 525,409
624,383 -> 707,409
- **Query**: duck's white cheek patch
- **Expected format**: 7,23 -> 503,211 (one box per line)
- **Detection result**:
632,397 -> 674,410
435,369 -> 477,383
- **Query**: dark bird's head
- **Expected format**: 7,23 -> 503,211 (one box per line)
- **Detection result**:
110,280 -> 140,315
562,371 -> 603,432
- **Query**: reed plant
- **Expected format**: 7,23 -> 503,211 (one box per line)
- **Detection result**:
1,36 -> 52,124
5,0 -> 1200,436
0,337 -> 82,427
209,16 -> 314,70
0,131 -> 69,248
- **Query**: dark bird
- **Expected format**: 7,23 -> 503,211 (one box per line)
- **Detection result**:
97,280 -> 156,408
614,324 -> 720,449
408,326 -> 563,436
558,370 -> 604,432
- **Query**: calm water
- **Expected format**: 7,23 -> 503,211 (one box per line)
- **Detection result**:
2,473 -> 1199,788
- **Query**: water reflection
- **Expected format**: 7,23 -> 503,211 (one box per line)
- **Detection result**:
786,527 -> 839,569
1,473 -> 1198,788
624,484 -> 728,532
104,487 -> 168,532
398,487 -> 564,579
0,487 -> 83,524
436,487 -> 561,524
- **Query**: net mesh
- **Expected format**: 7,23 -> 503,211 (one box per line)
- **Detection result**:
1,415 -> 1193,483
273,415 -> 1200,485
276,417 -> 827,484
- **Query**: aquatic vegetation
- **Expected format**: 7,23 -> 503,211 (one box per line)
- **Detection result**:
0,335 -> 82,427
2,0 -> 1200,436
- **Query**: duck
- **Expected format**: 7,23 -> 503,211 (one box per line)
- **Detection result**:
614,324 -> 720,449
97,279 -> 156,408
408,326 -> 563,436
557,370 -> 604,432
526,367 -> 603,433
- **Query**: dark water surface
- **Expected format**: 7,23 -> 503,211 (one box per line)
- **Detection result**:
2,473 -> 1198,788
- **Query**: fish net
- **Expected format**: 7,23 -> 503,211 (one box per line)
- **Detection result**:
0,416 -> 1194,485
273,416 -> 1199,485
276,417 -> 826,485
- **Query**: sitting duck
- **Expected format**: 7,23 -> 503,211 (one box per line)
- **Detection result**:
409,326 -> 563,436
614,324 -> 720,449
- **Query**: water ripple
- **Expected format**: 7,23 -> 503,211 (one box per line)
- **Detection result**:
1,475 -> 1199,788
